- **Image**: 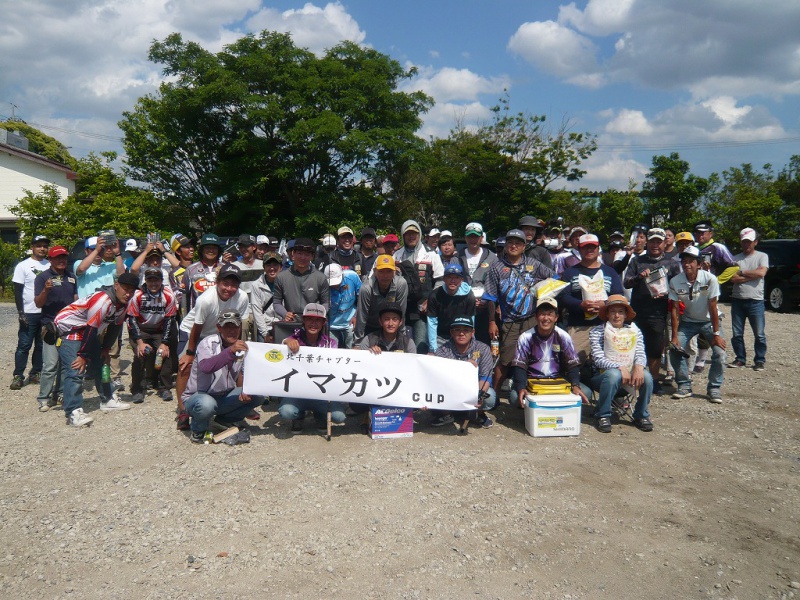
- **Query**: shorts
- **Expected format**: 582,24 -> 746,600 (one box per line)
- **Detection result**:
500,315 -> 537,366
635,314 -> 667,359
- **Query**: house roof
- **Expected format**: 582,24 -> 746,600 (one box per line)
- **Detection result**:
0,142 -> 78,180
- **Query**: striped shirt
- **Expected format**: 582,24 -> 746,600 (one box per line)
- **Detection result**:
588,323 -> 647,371
482,257 -> 555,322
127,287 -> 178,335
54,289 -> 127,341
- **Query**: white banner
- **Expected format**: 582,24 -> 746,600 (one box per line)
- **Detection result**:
242,342 -> 478,411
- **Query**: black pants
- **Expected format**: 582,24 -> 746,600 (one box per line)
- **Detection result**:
130,329 -> 176,393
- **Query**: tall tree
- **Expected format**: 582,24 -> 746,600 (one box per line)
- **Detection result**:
120,31 -> 432,236
641,153 -> 708,230
0,120 -> 76,168
596,183 -> 645,237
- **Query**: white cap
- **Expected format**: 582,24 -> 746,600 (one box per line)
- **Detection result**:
439,230 -> 453,238
323,263 -> 343,286
740,227 -> 757,241
124,238 -> 138,251
428,228 -> 440,237
578,233 -> 600,247
320,234 -> 336,247
256,235 -> 268,245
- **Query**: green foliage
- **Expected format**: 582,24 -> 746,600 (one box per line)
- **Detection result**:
0,120 -> 77,168
596,184 -> 645,237
0,241 -> 20,295
640,153 -> 708,230
705,163 -> 784,244
120,31 -> 432,238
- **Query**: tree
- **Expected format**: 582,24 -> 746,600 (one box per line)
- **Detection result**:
0,120 -> 77,168
596,183 -> 645,237
120,31 -> 432,236
772,155 -> 800,237
705,163 -> 783,244
641,153 -> 708,230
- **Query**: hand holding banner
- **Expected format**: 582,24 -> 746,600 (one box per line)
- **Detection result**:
242,342 -> 478,411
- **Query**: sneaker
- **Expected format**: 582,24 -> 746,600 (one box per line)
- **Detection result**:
9,376 -> 24,390
190,431 -> 206,444
477,413 -> 494,429
692,363 -> 705,374
48,395 -> 60,408
634,417 -> 654,432
671,389 -> 692,399
663,373 -> 675,384
100,394 -> 132,411
159,389 -> 173,401
290,419 -> 304,432
708,390 -> 723,404
728,360 -> 746,368
176,411 -> 190,430
28,373 -> 41,385
246,409 -> 260,420
430,413 -> 454,427
131,392 -> 145,404
38,402 -> 51,413
596,417 -> 612,433
753,362 -> 765,372
113,378 -> 124,391
67,408 -> 94,427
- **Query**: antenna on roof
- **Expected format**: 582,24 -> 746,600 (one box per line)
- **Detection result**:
9,102 -> 19,120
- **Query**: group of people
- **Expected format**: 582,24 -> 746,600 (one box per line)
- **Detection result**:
10,215 -> 768,437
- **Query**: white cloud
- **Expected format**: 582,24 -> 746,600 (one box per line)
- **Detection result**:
403,66 -> 510,103
605,109 -> 653,136
416,102 -> 494,140
246,2 -> 365,55
568,152 -> 649,191
507,20 -> 600,83
558,0 -> 635,36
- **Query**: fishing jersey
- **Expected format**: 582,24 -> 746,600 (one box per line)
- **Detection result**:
482,256 -> 555,322
127,287 -> 178,339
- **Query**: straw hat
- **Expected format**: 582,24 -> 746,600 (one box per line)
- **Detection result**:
599,294 -> 636,321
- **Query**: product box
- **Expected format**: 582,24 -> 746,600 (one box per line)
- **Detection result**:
524,394 -> 581,437
370,406 -> 414,439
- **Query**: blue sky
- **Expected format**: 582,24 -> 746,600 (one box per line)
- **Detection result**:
2,0 -> 799,191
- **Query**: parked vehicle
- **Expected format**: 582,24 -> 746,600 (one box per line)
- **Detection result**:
757,239 -> 800,312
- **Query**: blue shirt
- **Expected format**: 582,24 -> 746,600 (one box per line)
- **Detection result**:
329,270 -> 362,330
482,256 -> 555,322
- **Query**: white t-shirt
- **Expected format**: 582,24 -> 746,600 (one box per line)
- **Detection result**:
13,257 -> 50,313
180,287 -> 250,339
733,251 -> 768,300
465,248 -> 482,278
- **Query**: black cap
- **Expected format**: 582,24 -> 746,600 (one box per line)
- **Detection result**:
694,220 -> 713,232
379,301 -> 404,318
218,263 -> 242,282
237,233 -> 256,246
117,272 -> 139,288
519,215 -> 543,229
32,235 -> 50,244
293,237 -> 314,252
632,223 -> 649,234
268,236 -> 279,245
360,227 -> 377,239
609,229 -> 624,239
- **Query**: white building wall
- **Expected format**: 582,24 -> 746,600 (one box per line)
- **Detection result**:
0,152 -> 75,221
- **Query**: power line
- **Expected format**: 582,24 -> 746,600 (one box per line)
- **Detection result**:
0,113 -> 123,142
593,136 -> 800,153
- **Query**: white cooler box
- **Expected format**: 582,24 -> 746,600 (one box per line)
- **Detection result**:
524,394 -> 582,437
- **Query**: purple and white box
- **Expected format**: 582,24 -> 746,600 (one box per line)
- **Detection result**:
370,406 -> 414,439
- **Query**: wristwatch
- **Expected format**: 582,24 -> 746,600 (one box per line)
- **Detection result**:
713,331 -> 721,336
185,348 -> 196,356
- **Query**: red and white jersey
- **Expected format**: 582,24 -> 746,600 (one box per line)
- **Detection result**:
54,290 -> 127,341
127,287 -> 178,331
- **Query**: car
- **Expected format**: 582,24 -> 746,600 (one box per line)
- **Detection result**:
756,239 -> 800,312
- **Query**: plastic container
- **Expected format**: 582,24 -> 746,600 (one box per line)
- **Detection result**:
524,394 -> 581,437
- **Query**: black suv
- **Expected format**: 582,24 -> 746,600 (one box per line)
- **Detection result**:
757,239 -> 800,312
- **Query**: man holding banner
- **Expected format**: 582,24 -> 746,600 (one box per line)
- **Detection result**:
276,303 -> 344,433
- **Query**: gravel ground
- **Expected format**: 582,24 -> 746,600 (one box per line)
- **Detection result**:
0,302 -> 798,599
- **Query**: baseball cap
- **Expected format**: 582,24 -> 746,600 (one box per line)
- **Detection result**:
125,238 -> 138,252
450,316 -> 474,329
217,311 -> 242,327
32,234 -> 50,244
519,215 -> 543,228
693,220 -> 713,232
428,228 -> 440,237
465,222 -> 484,236
675,232 -> 695,243
237,233 -> 256,246
379,302 -> 404,318
647,228 -> 666,241
375,255 -> 396,270
439,230 -> 453,240
302,303 -> 327,319
382,234 -> 399,244
578,233 -> 600,247
144,266 -> 162,280
402,223 -> 421,234
256,235 -> 269,245
199,233 -> 222,247
740,227 -> 757,241
268,236 -> 279,246
218,263 -> 242,281
609,229 -> 625,239
443,263 -> 465,277
324,263 -> 344,286
320,234 -> 336,247
337,226 -> 354,237
360,227 -> 376,239
568,226 -> 588,238
145,248 -> 162,260
171,235 -> 193,252
679,246 -> 701,260
632,223 -> 649,234
505,229 -> 526,242
85,236 -> 98,249
494,236 -> 506,247
117,272 -> 139,288
48,245 -> 68,258
293,237 -> 315,252
263,251 -> 282,264
536,296 -> 559,311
